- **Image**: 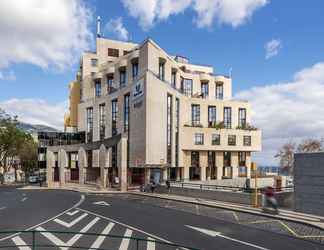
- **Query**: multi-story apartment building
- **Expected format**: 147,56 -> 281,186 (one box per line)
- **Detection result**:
46,31 -> 261,190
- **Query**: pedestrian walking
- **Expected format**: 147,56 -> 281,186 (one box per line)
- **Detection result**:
264,186 -> 278,214
166,180 -> 170,193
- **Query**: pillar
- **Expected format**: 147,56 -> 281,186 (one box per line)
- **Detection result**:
99,144 -> 109,189
163,167 -> 168,182
46,150 -> 54,187
118,137 -> 128,191
216,151 -> 223,180
184,166 -> 189,181
145,168 -> 151,184
246,152 -> 251,178
58,149 -> 68,186
78,147 -> 87,185
176,168 -> 181,181
232,152 -> 239,178
200,166 -> 207,181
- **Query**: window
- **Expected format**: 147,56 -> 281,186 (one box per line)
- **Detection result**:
69,153 -> 78,168
167,94 -> 172,164
132,62 -> 139,79
238,108 -> 247,127
194,133 -> 204,145
224,152 -> 231,167
239,152 -> 247,166
243,135 -> 251,146
239,166 -> 247,177
175,98 -> 180,167
111,99 -> 118,136
108,48 -> 119,57
208,106 -> 216,127
216,82 -> 224,99
99,103 -> 105,140
181,78 -> 193,97
91,58 -> 98,67
212,134 -> 220,145
191,151 -> 199,167
124,94 -> 130,132
107,74 -> 114,93
224,107 -> 232,129
201,82 -> 209,98
86,107 -> 93,143
159,61 -> 165,80
191,104 -> 200,126
228,135 -> 236,146
95,80 -> 101,97
119,69 -> 126,87
171,70 -> 176,87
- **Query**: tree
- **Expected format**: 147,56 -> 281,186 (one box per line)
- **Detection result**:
297,139 -> 322,153
275,142 -> 296,175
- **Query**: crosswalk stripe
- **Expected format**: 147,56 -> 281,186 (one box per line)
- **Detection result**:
90,222 -> 115,249
54,213 -> 88,228
119,229 -> 133,250
147,237 -> 155,250
66,210 -> 79,216
11,236 -> 31,250
37,217 -> 100,250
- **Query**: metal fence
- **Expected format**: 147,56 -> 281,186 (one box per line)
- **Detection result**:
0,230 -> 199,250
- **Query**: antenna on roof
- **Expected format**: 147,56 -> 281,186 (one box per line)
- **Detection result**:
97,16 -> 101,38
229,67 -> 233,78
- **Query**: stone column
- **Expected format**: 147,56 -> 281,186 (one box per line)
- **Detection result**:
99,144 -> 109,189
184,166 -> 189,181
216,151 -> 223,180
118,137 -> 128,191
78,147 -> 87,185
200,166 -> 207,181
58,149 -> 68,186
176,168 -> 181,181
46,150 -> 54,187
163,167 -> 168,182
145,168 -> 151,184
232,152 -> 239,178
246,152 -> 251,178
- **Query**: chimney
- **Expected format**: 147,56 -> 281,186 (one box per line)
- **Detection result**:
97,16 -> 101,38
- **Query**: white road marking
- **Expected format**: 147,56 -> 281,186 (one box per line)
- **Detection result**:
77,208 -> 173,245
0,194 -> 85,242
37,217 -> 100,250
119,229 -> 132,250
54,213 -> 88,228
93,201 -> 111,206
0,207 -> 6,210
66,210 -> 79,216
147,237 -> 155,250
90,222 -> 115,249
186,225 -> 269,250
11,236 -> 30,250
21,197 -> 27,202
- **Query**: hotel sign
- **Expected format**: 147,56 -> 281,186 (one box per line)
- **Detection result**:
132,78 -> 144,108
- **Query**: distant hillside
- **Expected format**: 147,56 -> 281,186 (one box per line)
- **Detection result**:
17,122 -> 60,134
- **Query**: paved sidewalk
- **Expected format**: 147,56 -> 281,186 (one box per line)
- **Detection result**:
129,191 -> 324,231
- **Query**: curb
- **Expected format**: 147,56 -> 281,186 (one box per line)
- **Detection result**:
128,191 -> 324,231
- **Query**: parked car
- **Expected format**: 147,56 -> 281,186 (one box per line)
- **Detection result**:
28,175 -> 39,184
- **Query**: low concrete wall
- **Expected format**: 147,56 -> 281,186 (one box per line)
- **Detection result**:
294,152 -> 324,216
156,185 -> 294,208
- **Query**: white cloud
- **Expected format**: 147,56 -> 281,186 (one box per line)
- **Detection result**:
235,62 -> 324,165
0,0 -> 93,71
121,0 -> 268,30
0,70 -> 16,81
105,17 -> 129,41
265,39 -> 282,59
0,98 -> 67,130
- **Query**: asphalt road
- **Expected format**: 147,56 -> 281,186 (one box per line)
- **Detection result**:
0,187 -> 323,250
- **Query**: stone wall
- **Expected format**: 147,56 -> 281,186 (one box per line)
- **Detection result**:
294,152 -> 324,216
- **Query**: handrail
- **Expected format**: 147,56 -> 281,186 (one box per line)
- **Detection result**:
0,230 -> 199,250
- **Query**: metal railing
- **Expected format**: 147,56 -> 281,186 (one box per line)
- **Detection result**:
0,230 -> 199,250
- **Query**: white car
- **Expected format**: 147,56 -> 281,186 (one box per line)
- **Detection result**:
28,175 -> 39,183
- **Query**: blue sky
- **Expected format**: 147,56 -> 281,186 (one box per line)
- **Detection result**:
1,0 -> 324,165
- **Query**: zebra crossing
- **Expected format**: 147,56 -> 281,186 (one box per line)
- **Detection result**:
4,208 -> 177,250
